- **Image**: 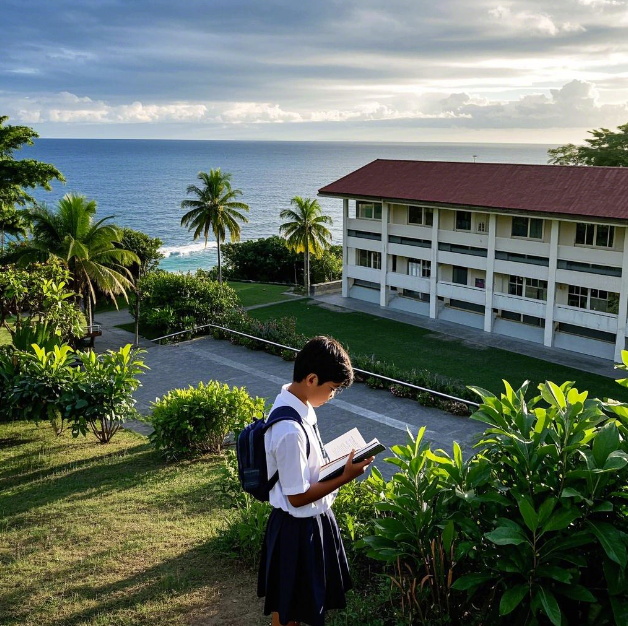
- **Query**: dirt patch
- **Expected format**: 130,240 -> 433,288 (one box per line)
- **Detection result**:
314,303 -> 352,313
187,564 -> 268,626
423,332 -> 490,350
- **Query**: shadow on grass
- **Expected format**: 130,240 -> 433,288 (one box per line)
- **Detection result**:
0,535 -> 248,626
0,443 -> 164,519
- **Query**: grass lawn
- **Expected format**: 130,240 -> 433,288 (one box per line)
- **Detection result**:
249,299 -> 627,401
0,326 -> 11,346
227,282 -> 294,308
0,421 -> 266,626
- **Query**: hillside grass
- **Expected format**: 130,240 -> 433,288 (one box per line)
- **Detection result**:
248,299 -> 626,401
227,282 -> 295,308
0,421 -> 265,626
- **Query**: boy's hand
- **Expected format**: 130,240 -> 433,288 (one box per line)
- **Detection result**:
342,449 -> 374,483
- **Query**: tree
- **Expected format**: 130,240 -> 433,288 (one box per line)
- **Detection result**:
0,116 -> 64,246
548,121 -> 628,166
279,197 -> 333,295
180,169 -> 249,284
119,227 -> 164,346
6,193 -> 139,325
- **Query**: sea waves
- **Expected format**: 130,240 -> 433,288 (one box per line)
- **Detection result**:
160,241 -> 218,257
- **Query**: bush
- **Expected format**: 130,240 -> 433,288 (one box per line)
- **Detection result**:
67,345 -> 148,443
149,380 -> 266,459
135,270 -> 240,336
310,244 -> 343,284
364,368 -> 628,625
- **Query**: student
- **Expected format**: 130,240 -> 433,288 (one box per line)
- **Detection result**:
257,335 -> 373,626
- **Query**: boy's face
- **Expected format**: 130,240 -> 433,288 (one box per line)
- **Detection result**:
304,374 -> 343,407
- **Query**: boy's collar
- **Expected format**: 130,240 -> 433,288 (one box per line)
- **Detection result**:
280,384 -> 316,424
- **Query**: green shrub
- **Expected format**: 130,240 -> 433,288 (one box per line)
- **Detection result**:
67,345 -> 148,443
149,381 -> 266,459
11,344 -> 76,435
364,367 -> 628,625
0,346 -> 20,421
135,270 -> 240,336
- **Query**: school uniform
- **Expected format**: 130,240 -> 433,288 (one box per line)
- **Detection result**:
257,384 -> 352,626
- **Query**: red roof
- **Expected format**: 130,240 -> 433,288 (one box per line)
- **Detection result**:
318,160 -> 628,221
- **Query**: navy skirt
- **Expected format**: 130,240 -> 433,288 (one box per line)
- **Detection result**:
257,507 -> 353,626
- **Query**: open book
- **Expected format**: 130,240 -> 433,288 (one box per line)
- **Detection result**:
319,428 -> 386,482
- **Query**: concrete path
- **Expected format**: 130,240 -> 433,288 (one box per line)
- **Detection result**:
93,309 -> 484,478
313,294 -> 619,379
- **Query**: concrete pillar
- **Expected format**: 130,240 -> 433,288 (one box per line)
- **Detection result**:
429,208 -> 439,318
380,201 -> 389,307
544,220 -> 560,347
342,198 -> 349,298
614,227 -> 628,362
484,213 -> 497,332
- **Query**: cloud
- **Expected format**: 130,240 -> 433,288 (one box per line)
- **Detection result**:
4,79 -> 625,131
488,5 -> 585,35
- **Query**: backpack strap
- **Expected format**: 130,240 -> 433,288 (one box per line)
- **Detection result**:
263,405 -> 311,493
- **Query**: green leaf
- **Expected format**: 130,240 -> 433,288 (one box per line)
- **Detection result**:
537,586 -> 562,626
499,584 -> 529,616
442,520 -> 455,555
588,521 -> 627,568
603,450 -> 628,471
593,422 -> 620,468
517,496 -> 539,532
542,507 -> 580,533
451,572 -> 494,591
543,381 -> 566,410
485,526 -> 528,546
537,565 -> 572,583
611,597 -> 628,625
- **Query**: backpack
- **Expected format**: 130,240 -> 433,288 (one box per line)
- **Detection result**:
237,405 -> 310,502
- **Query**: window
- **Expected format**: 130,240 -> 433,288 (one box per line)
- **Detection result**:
501,310 -> 543,327
357,201 -> 383,220
508,275 -> 547,300
408,259 -> 431,278
391,255 -> 397,272
347,229 -> 381,241
389,235 -> 431,248
408,206 -> 434,226
452,266 -> 468,285
557,259 -> 621,277
495,251 -> 550,266
456,211 -> 471,231
568,285 -> 588,309
511,217 -> 543,239
575,223 -> 615,248
357,249 -> 381,269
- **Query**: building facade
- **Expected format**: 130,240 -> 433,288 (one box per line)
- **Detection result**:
319,160 -> 628,362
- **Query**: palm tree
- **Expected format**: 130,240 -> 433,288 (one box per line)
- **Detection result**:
280,197 -> 333,295
180,169 -> 249,284
8,193 -> 139,325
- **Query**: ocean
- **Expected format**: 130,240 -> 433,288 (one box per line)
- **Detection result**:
22,139 -> 554,273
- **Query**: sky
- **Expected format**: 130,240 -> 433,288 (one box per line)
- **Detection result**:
1,0 -> 628,143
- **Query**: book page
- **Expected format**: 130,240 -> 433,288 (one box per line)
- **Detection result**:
324,428 -> 367,462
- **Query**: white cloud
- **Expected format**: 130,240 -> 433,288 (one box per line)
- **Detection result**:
488,5 -> 585,35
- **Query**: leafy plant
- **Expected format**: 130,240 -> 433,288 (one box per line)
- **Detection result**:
149,381 -> 265,459
11,344 -> 76,435
67,344 -> 148,443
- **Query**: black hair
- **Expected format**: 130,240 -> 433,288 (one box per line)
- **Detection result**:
293,336 -> 354,388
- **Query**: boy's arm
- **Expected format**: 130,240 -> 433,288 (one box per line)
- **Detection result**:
287,450 -> 374,508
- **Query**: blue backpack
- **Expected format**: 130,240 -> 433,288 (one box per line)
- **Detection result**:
237,405 -> 310,502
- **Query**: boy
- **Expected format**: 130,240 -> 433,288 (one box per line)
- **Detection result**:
257,336 -> 373,626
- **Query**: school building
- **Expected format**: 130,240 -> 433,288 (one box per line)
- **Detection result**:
318,160 -> 628,362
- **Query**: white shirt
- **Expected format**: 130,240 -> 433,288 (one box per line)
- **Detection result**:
264,384 -> 336,518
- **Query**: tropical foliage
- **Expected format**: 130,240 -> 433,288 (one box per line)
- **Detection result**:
0,115 -> 64,249
0,260 -> 85,348
279,196 -> 333,293
136,270 -> 240,338
149,380 -> 266,459
6,193 -> 139,325
180,168 -> 250,284
548,121 -> 628,167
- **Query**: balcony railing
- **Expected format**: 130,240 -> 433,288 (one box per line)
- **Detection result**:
493,293 -> 547,317
345,264 -> 382,282
554,304 -> 618,334
386,272 -> 430,292
437,281 -> 486,305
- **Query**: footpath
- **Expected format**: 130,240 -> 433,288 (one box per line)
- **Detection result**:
93,309 -> 484,477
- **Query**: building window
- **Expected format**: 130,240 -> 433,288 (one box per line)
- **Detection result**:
408,206 -> 434,226
575,223 -> 615,248
408,259 -> 431,278
357,249 -> 381,270
452,266 -> 468,285
357,201 -> 383,220
511,217 -> 543,239
508,275 -> 547,300
567,285 -> 588,309
455,211 -> 471,231
391,255 -> 397,272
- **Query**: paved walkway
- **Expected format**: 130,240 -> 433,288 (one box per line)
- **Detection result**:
313,294 -> 619,379
92,309 -> 484,478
